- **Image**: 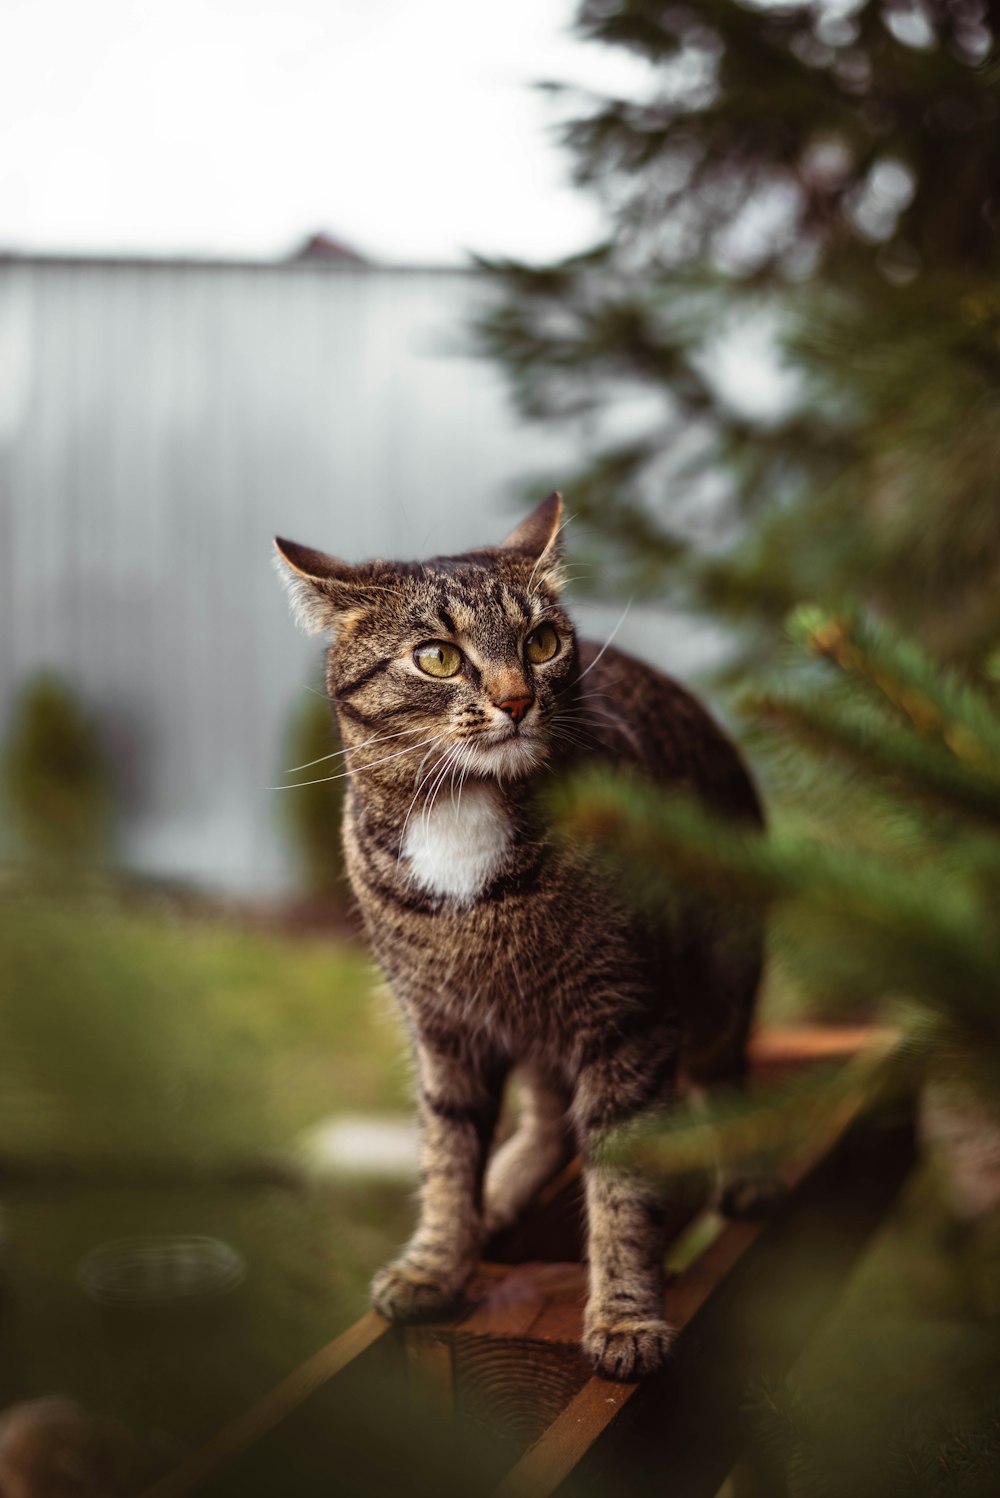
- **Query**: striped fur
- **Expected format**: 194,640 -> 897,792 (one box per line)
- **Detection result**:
274,494 -> 764,1380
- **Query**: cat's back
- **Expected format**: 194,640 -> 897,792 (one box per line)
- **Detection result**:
574,642 -> 763,828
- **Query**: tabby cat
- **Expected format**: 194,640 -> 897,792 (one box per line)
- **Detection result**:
274,493 -> 763,1380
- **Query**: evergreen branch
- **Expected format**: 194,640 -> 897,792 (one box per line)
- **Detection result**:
602,1036 -> 907,1180
789,606 -> 1000,770
553,771 -> 1000,1038
747,684 -> 1000,826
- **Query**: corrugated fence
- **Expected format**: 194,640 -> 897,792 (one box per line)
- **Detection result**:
0,256 -> 575,893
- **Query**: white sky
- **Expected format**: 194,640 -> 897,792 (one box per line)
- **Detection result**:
1,0 -> 652,265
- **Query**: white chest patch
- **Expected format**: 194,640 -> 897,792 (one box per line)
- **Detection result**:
402,784 -> 513,904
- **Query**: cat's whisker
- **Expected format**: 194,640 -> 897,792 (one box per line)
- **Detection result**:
267,731 -> 446,790
575,599 -> 634,683
448,746 -> 463,808
423,744 -> 464,830
548,725 -> 606,757
557,703 -> 632,732
411,749 -> 455,848
284,724 -> 424,774
552,702 -> 643,758
455,748 -> 472,813
397,738 -> 459,863
450,743 -> 477,812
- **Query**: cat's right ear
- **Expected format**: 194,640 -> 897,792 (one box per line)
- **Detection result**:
273,537 -> 372,636
500,491 -> 564,560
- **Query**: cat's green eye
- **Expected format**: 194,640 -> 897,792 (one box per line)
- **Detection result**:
526,624 -> 559,664
414,641 -> 463,678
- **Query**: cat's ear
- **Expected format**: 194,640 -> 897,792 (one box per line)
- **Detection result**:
499,491 -> 564,578
273,537 -> 376,636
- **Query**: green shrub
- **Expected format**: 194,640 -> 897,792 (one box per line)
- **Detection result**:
1,673 -> 114,867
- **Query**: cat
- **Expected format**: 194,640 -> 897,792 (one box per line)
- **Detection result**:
274,492 -> 764,1381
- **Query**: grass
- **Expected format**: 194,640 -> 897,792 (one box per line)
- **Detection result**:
0,881 -> 415,1458
0,884 -> 413,1165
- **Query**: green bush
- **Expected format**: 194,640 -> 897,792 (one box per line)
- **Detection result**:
1,673 -> 114,868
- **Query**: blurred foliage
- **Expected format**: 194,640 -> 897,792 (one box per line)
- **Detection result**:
560,607 -> 1000,1114
480,8 -> 1000,1487
1,673 -> 114,868
0,889 -> 402,1170
280,692 -> 348,903
479,0 -> 1000,662
555,608 -> 1000,1494
0,888 -> 414,1462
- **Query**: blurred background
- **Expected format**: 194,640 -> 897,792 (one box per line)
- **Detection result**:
3,1 -> 1000,1493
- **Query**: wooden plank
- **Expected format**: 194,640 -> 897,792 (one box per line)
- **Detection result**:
562,1090 -> 914,1498
404,1330 -> 455,1418
142,1027 -> 900,1497
488,1218 -> 756,1498
488,1073 -> 913,1498
459,1263 -> 588,1341
138,1312 -> 390,1498
490,1378 -> 636,1498
748,1024 -> 897,1068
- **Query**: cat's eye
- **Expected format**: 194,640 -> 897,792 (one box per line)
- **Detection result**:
526,624 -> 559,664
414,641 -> 463,678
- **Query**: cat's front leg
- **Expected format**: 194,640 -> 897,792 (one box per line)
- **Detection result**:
371,1037 -> 503,1323
572,1032 -> 677,1380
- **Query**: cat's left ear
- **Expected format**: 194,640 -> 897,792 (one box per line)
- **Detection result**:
273,537 -> 379,636
499,492 -> 564,586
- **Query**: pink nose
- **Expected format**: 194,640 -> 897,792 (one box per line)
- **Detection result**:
496,695 -> 532,723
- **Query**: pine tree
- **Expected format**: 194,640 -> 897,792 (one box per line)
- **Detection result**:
560,608 -> 1000,1108
554,610 -> 1000,1495
480,0 -> 1000,661
478,6 -> 1000,1482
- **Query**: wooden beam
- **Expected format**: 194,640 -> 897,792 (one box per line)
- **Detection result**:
137,1313 -> 390,1498
494,1084 -> 914,1498
139,1027 -> 906,1497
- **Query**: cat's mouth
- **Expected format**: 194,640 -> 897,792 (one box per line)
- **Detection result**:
463,728 -> 545,781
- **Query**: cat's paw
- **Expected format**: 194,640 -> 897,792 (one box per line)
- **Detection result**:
370,1260 -> 468,1323
582,1318 -> 674,1381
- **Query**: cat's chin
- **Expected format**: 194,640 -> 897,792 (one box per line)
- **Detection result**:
463,734 -> 546,782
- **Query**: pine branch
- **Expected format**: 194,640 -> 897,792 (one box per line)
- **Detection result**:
602,1039 -> 906,1180
553,770 -> 1000,1043
788,607 -> 1000,769
747,684 -> 1000,827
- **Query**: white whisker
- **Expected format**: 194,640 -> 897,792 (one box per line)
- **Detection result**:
397,739 -> 456,863
284,724 -> 422,774
267,731 -> 445,790
576,598 -> 633,683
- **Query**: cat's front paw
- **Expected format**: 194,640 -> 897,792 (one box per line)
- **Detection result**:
582,1318 -> 674,1381
370,1259 -> 468,1323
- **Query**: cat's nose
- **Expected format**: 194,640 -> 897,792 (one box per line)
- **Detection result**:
496,694 -> 533,723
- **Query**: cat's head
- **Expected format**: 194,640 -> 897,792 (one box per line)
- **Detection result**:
273,493 -> 578,785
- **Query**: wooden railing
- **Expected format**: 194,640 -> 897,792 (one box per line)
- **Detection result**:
142,1026 -> 913,1498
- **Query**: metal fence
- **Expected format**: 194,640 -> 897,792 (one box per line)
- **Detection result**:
0,254 -> 719,895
